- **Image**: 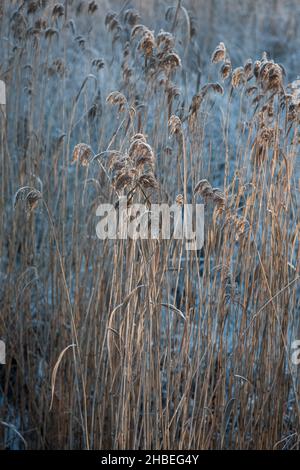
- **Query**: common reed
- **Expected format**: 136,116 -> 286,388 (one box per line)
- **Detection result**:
0,0 -> 300,451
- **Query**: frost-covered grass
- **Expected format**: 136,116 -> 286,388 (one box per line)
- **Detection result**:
0,0 -> 300,450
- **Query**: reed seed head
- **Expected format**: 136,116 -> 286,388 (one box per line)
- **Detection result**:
211,42 -> 226,64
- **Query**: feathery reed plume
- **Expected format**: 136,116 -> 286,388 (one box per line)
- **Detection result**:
129,139 -> 155,169
106,91 -> 127,112
45,28 -> 59,40
175,193 -> 184,206
14,187 -> 42,215
105,10 -> 122,43
124,8 -> 141,26
105,11 -> 120,32
286,79 -> 300,122
244,58 -> 253,79
131,24 -> 149,39
159,51 -> 181,70
88,1 -> 98,14
138,173 -> 158,190
131,133 -> 147,143
220,59 -> 232,80
188,83 -> 223,124
168,114 -> 182,135
3,1 -> 300,452
156,30 -> 175,51
138,29 -> 156,58
27,2 -> 41,15
231,67 -> 246,88
97,133 -> 157,196
246,85 -> 258,95
194,179 -> 226,208
52,4 -> 65,19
